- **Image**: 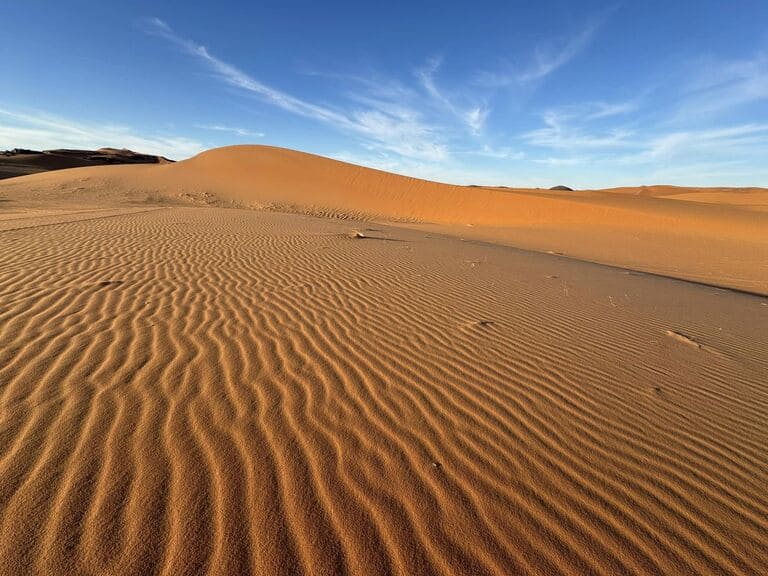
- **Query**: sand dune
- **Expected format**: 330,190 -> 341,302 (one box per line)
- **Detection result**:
1,145 -> 766,293
0,147 -> 767,575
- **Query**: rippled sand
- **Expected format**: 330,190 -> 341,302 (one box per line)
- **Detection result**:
1,147 -> 766,575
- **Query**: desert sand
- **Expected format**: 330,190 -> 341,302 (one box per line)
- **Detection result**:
0,145 -> 766,575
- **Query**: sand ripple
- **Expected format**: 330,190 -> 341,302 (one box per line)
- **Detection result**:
0,207 -> 766,575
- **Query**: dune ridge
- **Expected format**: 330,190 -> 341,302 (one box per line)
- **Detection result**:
1,145 -> 766,293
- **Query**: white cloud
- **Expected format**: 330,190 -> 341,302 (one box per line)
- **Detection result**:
195,124 -> 264,138
470,145 -> 526,160
0,107 -> 205,158
416,57 -> 490,134
524,109 -> 635,149
586,100 -> 639,120
522,120 -> 768,182
351,108 -> 447,161
475,13 -> 608,88
138,17 -> 766,187
518,19 -> 601,83
145,18 -> 448,162
144,18 -> 345,124
677,51 -> 768,118
620,123 -> 768,164
518,95 -> 768,184
533,157 -> 586,167
463,106 -> 490,134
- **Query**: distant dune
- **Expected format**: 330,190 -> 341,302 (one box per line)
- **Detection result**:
1,145 -> 766,293
0,145 -> 767,575
0,147 -> 172,180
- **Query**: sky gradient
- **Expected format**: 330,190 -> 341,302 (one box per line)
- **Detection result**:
2,1 -> 767,187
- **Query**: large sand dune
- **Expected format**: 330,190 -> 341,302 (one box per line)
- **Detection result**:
0,147 -> 767,575
1,145 -> 766,293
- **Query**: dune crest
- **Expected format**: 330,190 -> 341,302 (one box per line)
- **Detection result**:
1,144 -> 766,293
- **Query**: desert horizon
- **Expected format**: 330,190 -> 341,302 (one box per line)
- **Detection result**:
2,2 -> 767,575
1,144 -> 766,575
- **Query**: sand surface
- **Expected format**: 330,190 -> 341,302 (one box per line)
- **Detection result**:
1,145 -> 765,294
0,146 -> 767,575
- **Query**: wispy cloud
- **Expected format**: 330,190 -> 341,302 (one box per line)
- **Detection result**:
619,123 -> 768,164
516,90 -> 768,185
533,156 -> 587,167
518,19 -> 602,83
675,51 -> 768,118
0,106 -> 205,158
469,145 -> 526,160
475,11 -> 610,88
138,15 -> 765,186
524,108 -> 635,150
585,100 -> 639,120
144,18 -> 345,124
522,116 -> 768,185
144,18 -> 448,162
195,124 -> 264,138
637,160 -> 768,186
416,57 -> 489,134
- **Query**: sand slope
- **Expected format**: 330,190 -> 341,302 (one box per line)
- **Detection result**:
1,147 -> 767,575
1,145 -> 766,293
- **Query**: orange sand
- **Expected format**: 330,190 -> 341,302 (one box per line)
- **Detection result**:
0,146 -> 766,575
2,145 -> 765,293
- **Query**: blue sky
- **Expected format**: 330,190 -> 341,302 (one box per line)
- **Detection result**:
1,1 -> 767,187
